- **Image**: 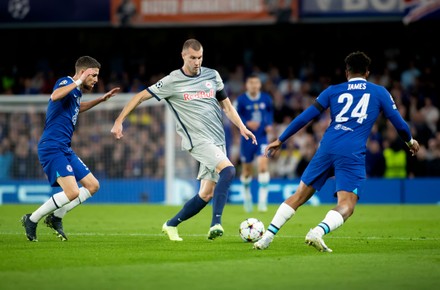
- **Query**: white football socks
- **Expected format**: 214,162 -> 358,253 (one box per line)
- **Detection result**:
241,175 -> 253,212
266,202 -> 296,236
30,191 -> 70,223
313,210 -> 344,237
54,187 -> 92,218
257,172 -> 270,211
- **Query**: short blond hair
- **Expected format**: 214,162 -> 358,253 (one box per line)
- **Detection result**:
182,39 -> 202,52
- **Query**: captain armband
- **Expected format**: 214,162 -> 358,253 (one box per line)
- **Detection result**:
215,89 -> 228,101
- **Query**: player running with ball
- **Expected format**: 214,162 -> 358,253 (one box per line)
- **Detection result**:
111,39 -> 256,241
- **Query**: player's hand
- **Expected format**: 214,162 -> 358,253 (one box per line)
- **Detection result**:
111,121 -> 124,139
101,87 -> 120,102
408,139 -> 420,156
80,68 -> 97,82
265,139 -> 282,158
241,127 -> 258,145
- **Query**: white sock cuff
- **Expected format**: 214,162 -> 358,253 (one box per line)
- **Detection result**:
78,187 -> 92,203
240,175 -> 252,185
280,202 -> 295,218
52,192 -> 70,208
270,202 -> 296,230
258,172 -> 270,184
327,210 -> 344,227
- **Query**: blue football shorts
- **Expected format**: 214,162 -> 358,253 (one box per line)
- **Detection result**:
240,136 -> 268,164
301,150 -> 366,197
38,145 -> 90,187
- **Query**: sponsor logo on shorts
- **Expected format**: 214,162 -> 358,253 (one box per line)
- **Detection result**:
66,165 -> 73,172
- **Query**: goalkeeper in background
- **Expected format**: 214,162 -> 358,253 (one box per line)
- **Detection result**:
254,51 -> 420,252
111,38 -> 257,241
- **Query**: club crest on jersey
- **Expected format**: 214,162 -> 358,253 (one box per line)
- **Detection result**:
155,81 -> 163,89
205,81 -> 213,89
66,165 -> 73,172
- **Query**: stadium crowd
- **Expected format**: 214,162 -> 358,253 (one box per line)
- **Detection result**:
1,50 -> 439,181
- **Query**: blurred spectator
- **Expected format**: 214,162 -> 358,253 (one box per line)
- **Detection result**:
426,134 -> 440,176
271,137 -> 300,179
411,110 -> 435,147
0,138 -> 13,179
366,139 -> 386,177
295,133 -> 317,177
272,89 -> 294,125
420,97 -> 439,134
400,60 -> 421,91
11,135 -> 40,178
382,125 -> 407,178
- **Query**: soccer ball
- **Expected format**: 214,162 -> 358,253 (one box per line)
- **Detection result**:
239,218 -> 265,242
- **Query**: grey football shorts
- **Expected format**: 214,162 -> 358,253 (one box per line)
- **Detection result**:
189,143 -> 228,182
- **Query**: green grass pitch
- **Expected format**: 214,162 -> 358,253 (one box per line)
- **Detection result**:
1,204 -> 439,290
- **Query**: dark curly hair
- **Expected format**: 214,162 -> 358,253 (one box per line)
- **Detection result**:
345,51 -> 371,75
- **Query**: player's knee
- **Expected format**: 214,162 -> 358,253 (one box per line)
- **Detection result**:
65,188 -> 81,200
220,166 -> 236,181
337,203 -> 355,220
88,181 -> 100,195
199,190 -> 214,201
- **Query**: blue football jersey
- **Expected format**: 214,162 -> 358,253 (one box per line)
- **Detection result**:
316,77 -> 403,156
39,77 -> 82,147
235,92 -> 273,139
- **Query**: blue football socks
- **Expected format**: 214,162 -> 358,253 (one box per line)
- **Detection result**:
211,166 -> 236,226
167,194 -> 208,227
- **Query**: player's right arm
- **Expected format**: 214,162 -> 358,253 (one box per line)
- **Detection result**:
111,89 -> 153,139
51,68 -> 96,101
264,100 -> 323,158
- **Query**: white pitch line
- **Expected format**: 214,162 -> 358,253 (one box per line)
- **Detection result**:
0,231 -> 438,241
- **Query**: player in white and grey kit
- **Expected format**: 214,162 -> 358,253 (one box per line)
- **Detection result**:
111,39 -> 257,241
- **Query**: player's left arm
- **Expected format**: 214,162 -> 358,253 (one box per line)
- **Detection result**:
265,101 -> 322,158
79,87 -> 120,113
382,92 -> 420,156
217,90 -> 257,145
387,112 -> 420,156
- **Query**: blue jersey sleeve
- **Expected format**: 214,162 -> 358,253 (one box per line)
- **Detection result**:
264,94 -> 274,127
381,92 -> 412,142
279,104 -> 321,143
